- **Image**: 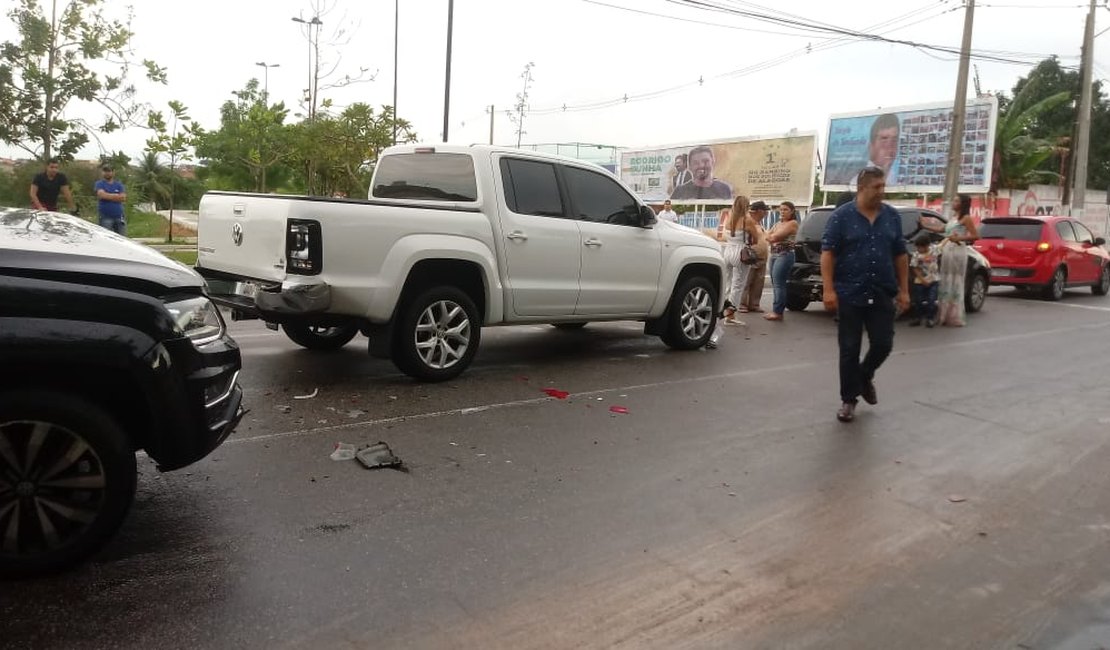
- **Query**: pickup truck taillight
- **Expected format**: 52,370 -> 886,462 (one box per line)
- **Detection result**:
287,219 -> 322,275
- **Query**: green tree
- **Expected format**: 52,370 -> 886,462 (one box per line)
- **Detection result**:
995,56 -> 1110,191
194,80 -> 295,193
291,103 -> 415,196
132,151 -> 172,209
147,100 -> 201,241
0,0 -> 167,161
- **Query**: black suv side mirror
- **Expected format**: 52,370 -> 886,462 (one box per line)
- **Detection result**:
639,205 -> 657,228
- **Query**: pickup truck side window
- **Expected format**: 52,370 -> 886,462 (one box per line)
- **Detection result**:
500,158 -> 564,217
562,166 -> 639,227
372,153 -> 478,201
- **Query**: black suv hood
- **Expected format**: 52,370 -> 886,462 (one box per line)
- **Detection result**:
0,208 -> 203,296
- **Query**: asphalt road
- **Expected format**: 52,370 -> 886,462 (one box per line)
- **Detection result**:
5,287 -> 1110,650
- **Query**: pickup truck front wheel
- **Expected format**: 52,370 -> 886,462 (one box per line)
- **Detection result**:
0,391 -> 136,578
283,323 -> 359,351
660,276 -> 717,350
393,286 -> 481,382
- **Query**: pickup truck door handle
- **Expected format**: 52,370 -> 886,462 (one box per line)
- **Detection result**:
506,231 -> 528,241
583,238 -> 603,247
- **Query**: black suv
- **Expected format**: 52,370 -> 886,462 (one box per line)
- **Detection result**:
0,209 -> 243,577
785,205 -> 991,315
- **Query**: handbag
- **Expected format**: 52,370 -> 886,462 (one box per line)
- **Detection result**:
739,226 -> 758,265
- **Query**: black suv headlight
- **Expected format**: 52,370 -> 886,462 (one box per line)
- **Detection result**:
164,296 -> 225,346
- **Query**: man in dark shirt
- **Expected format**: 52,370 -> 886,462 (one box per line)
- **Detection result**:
669,145 -> 733,201
820,166 -> 909,423
30,159 -> 76,213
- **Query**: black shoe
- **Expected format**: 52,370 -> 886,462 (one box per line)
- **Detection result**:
909,319 -> 922,327
861,380 -> 877,405
925,319 -> 936,328
837,402 -> 856,423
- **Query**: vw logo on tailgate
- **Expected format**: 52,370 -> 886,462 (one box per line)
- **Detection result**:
232,222 -> 244,246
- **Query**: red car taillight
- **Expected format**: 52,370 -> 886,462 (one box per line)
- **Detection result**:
1036,242 -> 1052,253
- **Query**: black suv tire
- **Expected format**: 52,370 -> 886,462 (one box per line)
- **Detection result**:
392,286 -> 482,382
0,391 -> 136,578
786,294 -> 811,312
660,276 -> 717,350
283,323 -> 359,351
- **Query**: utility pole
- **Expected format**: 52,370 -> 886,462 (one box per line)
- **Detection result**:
488,105 -> 495,145
942,0 -> 975,217
443,0 -> 454,142
392,0 -> 399,146
1070,0 -> 1098,218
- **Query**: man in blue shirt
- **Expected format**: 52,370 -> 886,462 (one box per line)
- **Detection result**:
95,164 -> 127,235
820,166 -> 910,423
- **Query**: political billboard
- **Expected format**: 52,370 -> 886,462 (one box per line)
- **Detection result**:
619,133 -> 818,206
822,97 -> 998,194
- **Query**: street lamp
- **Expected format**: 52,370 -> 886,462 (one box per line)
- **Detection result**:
254,62 -> 280,100
291,16 -> 323,120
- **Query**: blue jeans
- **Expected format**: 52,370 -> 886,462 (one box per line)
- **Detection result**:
769,251 -> 795,315
912,282 -> 938,321
837,294 -> 896,404
99,216 -> 126,236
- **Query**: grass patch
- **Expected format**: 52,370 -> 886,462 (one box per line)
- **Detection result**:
81,208 -> 196,241
161,249 -> 198,266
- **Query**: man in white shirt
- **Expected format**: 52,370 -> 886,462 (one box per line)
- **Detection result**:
657,199 -> 678,223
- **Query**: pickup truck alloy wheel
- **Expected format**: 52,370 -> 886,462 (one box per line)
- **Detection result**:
0,392 -> 135,578
393,286 -> 482,382
661,276 -> 717,350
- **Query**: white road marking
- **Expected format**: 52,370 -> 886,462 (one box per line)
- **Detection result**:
227,320 -> 1110,446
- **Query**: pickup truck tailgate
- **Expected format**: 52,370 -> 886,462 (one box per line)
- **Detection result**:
196,193 -> 289,282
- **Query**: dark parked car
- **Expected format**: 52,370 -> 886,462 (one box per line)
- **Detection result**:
785,205 -> 991,315
0,209 -> 243,577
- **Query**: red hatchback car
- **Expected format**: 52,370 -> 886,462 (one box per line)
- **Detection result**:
974,216 -> 1110,300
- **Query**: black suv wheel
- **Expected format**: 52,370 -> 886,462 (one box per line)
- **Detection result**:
786,293 -> 811,312
0,391 -> 136,578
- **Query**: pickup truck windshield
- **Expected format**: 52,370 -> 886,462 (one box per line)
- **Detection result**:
372,153 -> 478,202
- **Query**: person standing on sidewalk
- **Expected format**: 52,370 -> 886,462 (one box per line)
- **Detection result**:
94,164 -> 128,235
764,201 -> 800,321
820,166 -> 909,423
738,200 -> 770,313
29,159 -> 76,213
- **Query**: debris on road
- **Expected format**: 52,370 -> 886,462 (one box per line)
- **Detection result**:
609,406 -> 630,415
356,442 -> 404,470
330,443 -> 356,461
947,495 -> 968,503
294,388 -> 319,400
346,409 -> 367,419
276,405 -> 292,414
542,387 -> 570,400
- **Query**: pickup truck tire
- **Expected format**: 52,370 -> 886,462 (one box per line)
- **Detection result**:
283,324 -> 359,351
660,276 -> 717,350
0,391 -> 136,578
392,286 -> 481,382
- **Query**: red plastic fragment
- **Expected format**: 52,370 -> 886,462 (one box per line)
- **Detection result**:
542,388 -> 570,400
609,406 -> 629,414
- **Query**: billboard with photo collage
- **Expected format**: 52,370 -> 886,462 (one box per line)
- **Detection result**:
619,133 -> 818,206
822,97 -> 998,194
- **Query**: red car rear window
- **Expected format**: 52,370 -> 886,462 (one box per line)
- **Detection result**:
979,220 -> 1045,242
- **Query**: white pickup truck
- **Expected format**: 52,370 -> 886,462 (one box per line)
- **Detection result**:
196,145 -> 725,381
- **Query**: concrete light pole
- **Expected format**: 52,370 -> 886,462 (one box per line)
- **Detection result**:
942,0 -> 975,217
1070,0 -> 1098,218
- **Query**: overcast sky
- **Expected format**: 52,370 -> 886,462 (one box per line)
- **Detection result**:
1,0 -> 1105,162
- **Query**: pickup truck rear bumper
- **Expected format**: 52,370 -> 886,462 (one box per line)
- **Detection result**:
198,269 -> 331,320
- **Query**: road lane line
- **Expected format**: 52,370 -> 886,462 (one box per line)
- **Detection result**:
227,320 -> 1110,446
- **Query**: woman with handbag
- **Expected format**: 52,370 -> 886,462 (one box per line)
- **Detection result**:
739,200 -> 772,313
721,195 -> 758,325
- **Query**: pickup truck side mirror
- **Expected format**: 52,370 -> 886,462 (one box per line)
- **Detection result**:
639,205 -> 657,228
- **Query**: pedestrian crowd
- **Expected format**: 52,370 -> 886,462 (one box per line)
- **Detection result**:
681,165 -> 981,422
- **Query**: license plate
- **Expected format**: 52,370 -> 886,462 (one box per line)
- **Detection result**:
233,281 -> 259,300
991,268 -> 1012,277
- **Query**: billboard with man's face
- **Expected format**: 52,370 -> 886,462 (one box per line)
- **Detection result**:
821,97 -> 998,194
619,133 -> 818,206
